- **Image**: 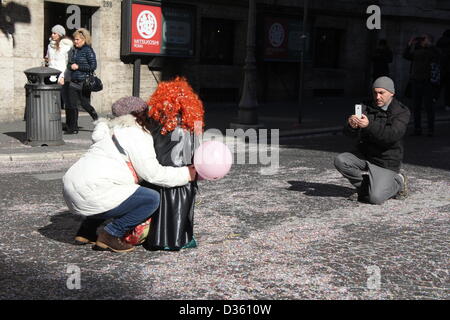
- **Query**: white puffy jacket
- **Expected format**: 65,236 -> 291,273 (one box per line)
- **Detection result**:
46,38 -> 73,80
62,115 -> 190,216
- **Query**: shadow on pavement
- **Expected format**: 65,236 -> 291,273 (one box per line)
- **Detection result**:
38,211 -> 83,245
4,132 -> 26,143
287,181 -> 355,198
280,124 -> 450,172
0,252 -> 137,299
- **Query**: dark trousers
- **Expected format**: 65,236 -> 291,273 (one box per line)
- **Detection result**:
442,76 -> 450,107
412,80 -> 435,134
334,152 -> 402,205
66,81 -> 98,131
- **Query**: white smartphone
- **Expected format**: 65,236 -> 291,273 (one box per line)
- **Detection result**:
355,104 -> 362,119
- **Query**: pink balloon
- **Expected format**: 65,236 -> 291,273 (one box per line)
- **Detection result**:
194,141 -> 232,180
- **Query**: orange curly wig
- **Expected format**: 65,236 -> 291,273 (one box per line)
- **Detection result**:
148,77 -> 204,135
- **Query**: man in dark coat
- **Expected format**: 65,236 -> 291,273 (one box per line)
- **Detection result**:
436,30 -> 450,111
334,77 -> 411,205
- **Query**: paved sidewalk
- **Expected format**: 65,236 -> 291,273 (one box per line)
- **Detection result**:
1,97 -> 449,162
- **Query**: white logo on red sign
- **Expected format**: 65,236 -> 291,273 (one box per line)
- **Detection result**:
269,23 -> 285,48
137,10 -> 157,39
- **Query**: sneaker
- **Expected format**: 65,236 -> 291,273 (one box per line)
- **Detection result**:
74,219 -> 104,245
95,229 -> 135,253
347,192 -> 359,201
394,173 -> 408,200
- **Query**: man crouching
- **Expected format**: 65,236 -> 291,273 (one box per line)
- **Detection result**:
334,76 -> 410,205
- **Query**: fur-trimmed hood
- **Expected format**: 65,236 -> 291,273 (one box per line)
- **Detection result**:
91,115 -> 143,143
49,38 -> 73,50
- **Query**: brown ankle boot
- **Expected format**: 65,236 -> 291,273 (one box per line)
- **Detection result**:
95,229 -> 135,253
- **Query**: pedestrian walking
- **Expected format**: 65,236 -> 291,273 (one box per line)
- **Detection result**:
334,77 -> 410,205
436,29 -> 450,111
62,96 -> 198,253
65,28 -> 99,134
403,34 -> 441,136
45,24 -> 73,110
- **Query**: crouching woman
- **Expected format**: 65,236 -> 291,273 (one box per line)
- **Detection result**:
62,97 -> 197,253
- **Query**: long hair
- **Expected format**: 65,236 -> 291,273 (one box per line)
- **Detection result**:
73,28 -> 92,46
51,35 -> 62,51
132,109 -> 156,133
148,77 -> 204,135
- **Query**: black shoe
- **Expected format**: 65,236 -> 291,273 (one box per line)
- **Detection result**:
410,131 -> 422,137
75,219 -> 104,245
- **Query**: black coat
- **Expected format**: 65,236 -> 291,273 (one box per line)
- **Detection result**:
68,45 -> 97,82
344,98 -> 411,173
142,122 -> 198,251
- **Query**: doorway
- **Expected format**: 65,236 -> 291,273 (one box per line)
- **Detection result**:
43,1 -> 97,56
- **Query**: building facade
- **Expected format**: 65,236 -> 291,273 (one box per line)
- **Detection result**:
0,0 -> 449,121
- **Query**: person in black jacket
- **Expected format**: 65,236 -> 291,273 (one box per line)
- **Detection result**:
141,77 -> 204,251
65,28 -> 99,134
334,77 -> 411,205
403,34 -> 441,137
436,30 -> 450,111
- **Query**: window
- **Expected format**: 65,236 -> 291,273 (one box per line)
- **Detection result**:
200,18 -> 234,65
313,28 -> 342,68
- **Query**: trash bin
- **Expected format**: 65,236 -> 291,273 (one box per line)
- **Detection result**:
24,66 -> 65,147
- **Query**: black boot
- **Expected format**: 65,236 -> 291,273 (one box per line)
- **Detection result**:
75,218 -> 105,245
90,110 -> 98,121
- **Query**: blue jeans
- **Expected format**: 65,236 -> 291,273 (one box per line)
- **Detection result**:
87,187 -> 160,237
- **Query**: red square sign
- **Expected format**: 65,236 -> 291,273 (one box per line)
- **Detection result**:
131,4 -> 162,54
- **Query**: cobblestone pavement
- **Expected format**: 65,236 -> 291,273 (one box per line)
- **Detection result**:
0,130 -> 449,300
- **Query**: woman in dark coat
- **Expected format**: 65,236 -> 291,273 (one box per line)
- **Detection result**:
66,28 -> 99,134
141,77 -> 205,251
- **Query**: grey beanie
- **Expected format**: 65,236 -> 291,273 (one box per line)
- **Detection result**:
51,25 -> 66,37
112,96 -> 148,117
372,76 -> 395,94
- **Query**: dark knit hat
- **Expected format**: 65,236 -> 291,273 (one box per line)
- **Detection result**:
372,76 -> 395,94
111,96 -> 148,117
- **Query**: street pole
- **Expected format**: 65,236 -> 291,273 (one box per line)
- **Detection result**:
298,0 -> 308,124
133,58 -> 141,97
231,0 -> 261,129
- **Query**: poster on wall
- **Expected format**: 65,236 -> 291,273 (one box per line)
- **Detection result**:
262,16 -> 307,62
130,3 -> 162,54
121,0 -> 195,58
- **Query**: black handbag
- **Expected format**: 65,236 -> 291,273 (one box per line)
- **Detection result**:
83,72 -> 103,92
